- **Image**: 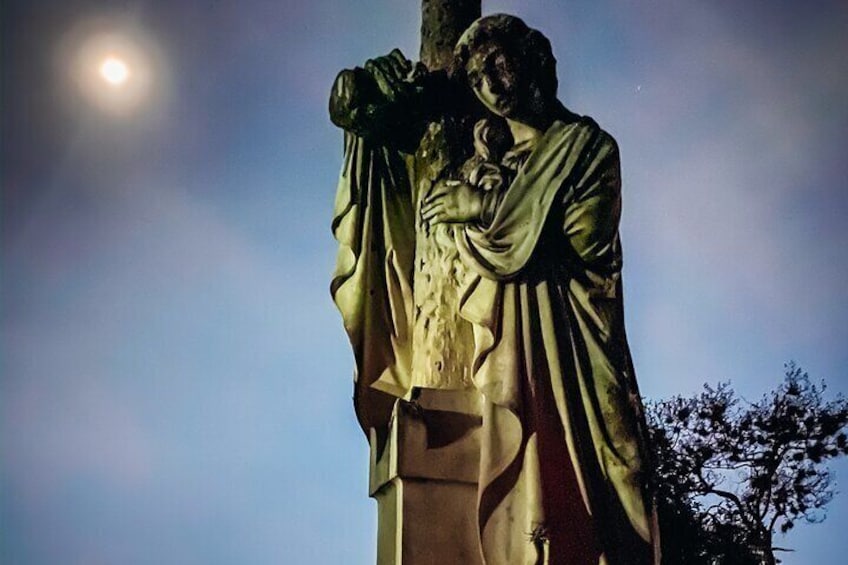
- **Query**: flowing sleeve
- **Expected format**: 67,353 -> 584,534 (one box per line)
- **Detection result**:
562,131 -> 622,275
331,132 -> 416,436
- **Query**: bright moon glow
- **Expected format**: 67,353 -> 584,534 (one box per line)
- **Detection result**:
100,57 -> 129,85
66,24 -> 165,116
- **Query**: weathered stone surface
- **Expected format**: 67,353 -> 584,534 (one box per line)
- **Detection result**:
420,0 -> 480,71
370,391 -> 483,564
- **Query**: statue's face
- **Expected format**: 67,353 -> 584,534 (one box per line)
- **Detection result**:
466,44 -> 520,118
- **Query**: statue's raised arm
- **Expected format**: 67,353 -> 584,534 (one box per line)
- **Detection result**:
328,33 -> 483,440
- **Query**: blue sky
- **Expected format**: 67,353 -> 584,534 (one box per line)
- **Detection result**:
2,1 -> 847,563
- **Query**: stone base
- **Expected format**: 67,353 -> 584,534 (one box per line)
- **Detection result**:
369,389 -> 483,565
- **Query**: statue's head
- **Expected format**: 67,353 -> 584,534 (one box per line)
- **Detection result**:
453,14 -> 558,120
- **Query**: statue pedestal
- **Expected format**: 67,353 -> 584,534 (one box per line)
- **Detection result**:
369,389 -> 483,565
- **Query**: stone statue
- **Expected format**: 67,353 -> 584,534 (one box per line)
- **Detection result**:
330,11 -> 660,565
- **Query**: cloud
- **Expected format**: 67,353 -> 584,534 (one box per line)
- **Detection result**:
1,169 -> 361,563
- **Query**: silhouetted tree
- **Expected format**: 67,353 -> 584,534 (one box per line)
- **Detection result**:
646,363 -> 848,564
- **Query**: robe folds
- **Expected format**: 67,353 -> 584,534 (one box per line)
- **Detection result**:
331,117 -> 660,564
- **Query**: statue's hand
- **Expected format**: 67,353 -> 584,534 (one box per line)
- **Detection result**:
363,49 -> 415,103
421,180 -> 483,225
329,48 -> 431,148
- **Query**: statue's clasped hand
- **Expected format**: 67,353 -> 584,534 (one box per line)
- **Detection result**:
421,180 -> 483,225
363,49 -> 425,103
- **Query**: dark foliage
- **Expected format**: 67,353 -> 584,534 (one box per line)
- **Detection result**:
646,363 -> 848,564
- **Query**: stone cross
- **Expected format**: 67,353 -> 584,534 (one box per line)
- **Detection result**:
368,3 -> 486,564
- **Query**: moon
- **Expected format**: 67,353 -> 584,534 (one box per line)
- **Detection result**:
64,23 -> 165,116
99,56 -> 130,86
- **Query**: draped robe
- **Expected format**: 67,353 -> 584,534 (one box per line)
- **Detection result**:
331,115 -> 660,564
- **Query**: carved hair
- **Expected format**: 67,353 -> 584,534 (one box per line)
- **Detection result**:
452,14 -> 558,104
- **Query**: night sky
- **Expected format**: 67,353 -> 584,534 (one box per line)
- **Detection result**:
2,1 -> 847,563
